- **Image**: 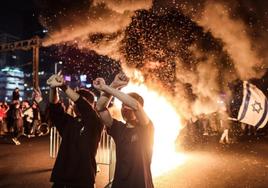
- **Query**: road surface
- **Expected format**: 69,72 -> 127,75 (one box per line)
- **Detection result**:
1,135 -> 268,188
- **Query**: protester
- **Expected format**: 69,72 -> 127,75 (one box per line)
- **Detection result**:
29,101 -> 41,136
11,102 -> 23,145
94,72 -> 154,188
209,112 -> 220,135
187,116 -> 200,147
46,72 -> 103,188
6,101 -> 15,133
12,87 -> 20,101
22,100 -> 33,136
0,103 -> 6,135
200,114 -> 210,136
1,102 -> 9,134
218,107 -> 230,144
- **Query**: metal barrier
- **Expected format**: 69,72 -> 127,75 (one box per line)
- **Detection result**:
96,131 -> 113,164
96,131 -> 116,185
108,137 -> 116,186
49,128 -> 116,185
49,126 -> 61,158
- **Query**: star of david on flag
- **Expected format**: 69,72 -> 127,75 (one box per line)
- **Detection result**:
237,81 -> 268,129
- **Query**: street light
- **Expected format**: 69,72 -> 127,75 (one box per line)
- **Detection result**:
54,61 -> 63,74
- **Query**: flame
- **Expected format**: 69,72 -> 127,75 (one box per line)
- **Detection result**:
113,79 -> 187,177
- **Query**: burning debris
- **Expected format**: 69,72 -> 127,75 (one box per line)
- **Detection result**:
37,0 -> 268,176
41,1 -> 267,120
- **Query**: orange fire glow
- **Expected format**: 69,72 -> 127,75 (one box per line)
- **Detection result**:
113,78 -> 187,177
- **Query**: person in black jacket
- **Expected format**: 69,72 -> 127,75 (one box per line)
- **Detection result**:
45,72 -> 103,188
11,101 -> 23,145
12,88 -> 20,101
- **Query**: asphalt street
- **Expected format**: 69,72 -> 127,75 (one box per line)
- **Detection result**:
1,135 -> 268,188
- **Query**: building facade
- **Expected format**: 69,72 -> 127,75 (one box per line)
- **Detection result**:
0,67 -> 25,101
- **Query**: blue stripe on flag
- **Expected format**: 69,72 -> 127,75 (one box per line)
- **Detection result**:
256,98 -> 268,129
238,82 -> 250,121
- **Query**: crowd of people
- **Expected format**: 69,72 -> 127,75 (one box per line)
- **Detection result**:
0,86 -> 86,146
0,88 -> 47,145
2,72 -> 267,188
0,70 -> 156,188
0,72 -> 156,187
177,110 -> 268,150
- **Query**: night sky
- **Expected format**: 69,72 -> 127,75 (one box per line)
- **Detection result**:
0,0 -> 43,38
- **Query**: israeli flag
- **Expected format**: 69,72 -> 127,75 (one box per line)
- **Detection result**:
237,81 -> 268,129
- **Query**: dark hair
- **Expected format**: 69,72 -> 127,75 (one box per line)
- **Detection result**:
23,100 -> 30,104
77,89 -> 95,104
14,101 -> 20,106
128,92 -> 144,106
32,100 -> 38,105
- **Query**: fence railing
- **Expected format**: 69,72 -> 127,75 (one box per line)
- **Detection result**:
50,127 -> 115,185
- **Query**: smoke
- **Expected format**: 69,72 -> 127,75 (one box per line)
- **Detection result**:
121,8 -> 235,119
42,6 -> 132,46
40,0 -> 268,121
234,0 -> 268,69
139,0 -> 267,119
93,0 -> 152,13
42,0 -> 153,61
154,0 -> 266,79
173,47 -> 223,117
63,31 -> 126,60
192,59 -> 221,114
197,2 -> 264,80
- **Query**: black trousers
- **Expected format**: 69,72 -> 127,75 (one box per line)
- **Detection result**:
12,120 -> 23,139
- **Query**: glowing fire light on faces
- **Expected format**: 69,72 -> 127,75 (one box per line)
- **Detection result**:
113,77 -> 187,177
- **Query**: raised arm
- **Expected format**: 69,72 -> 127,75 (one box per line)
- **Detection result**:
95,72 -> 129,111
49,87 -> 59,104
94,78 -> 114,128
94,73 -> 150,126
4,105 -> 9,114
47,72 -> 99,128
103,85 -> 150,126
47,74 -> 60,104
46,73 -> 70,135
95,73 -> 129,127
47,72 -> 79,102
32,88 -> 46,114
